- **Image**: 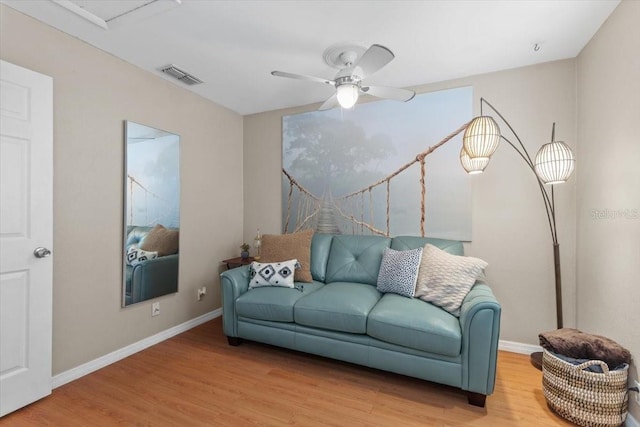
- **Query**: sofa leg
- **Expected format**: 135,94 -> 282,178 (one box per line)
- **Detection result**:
227,336 -> 243,346
467,392 -> 486,407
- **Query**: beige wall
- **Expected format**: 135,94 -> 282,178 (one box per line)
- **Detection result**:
1,5 -> 244,375
244,59 -> 578,345
577,0 -> 640,420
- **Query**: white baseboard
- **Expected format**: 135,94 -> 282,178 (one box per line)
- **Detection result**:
498,339 -> 542,355
52,308 -> 222,389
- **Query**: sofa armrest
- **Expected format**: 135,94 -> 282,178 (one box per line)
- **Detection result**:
130,254 -> 179,304
220,266 -> 250,338
458,283 -> 501,395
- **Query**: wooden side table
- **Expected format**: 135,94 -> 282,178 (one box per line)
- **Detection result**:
222,256 -> 254,270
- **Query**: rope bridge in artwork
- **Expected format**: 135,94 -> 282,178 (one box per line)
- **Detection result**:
282,121 -> 469,237
127,174 -> 170,226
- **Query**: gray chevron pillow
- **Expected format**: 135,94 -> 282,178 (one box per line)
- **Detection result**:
415,244 -> 488,316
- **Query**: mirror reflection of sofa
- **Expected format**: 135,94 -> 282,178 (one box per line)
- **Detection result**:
124,225 -> 179,305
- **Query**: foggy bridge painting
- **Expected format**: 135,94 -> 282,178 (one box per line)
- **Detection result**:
282,86 -> 473,241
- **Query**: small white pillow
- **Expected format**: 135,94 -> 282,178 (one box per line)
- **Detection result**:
126,246 -> 158,267
249,259 -> 298,289
376,247 -> 423,298
415,244 -> 487,316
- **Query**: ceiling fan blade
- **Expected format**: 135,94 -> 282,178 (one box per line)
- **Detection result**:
318,94 -> 339,111
352,44 -> 394,78
362,85 -> 416,102
271,71 -> 334,86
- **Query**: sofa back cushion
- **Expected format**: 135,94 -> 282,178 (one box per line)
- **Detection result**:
325,235 -> 391,285
310,233 -> 334,282
126,225 -> 180,256
126,226 -> 154,251
391,235 -> 464,256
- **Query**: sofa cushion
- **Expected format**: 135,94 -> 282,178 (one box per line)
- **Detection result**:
325,235 -> 391,285
260,229 -> 313,282
236,281 -> 324,323
294,282 -> 382,333
126,226 -> 151,249
310,233 -> 333,282
367,293 -> 462,357
391,235 -> 464,255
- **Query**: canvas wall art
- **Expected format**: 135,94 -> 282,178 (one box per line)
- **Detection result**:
282,86 -> 473,240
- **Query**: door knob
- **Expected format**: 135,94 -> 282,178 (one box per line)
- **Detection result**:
33,247 -> 51,258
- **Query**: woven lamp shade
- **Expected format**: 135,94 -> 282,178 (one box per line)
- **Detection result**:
460,147 -> 489,174
463,116 -> 501,160
534,141 -> 575,184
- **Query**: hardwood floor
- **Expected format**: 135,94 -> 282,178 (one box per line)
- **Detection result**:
2,317 -> 573,426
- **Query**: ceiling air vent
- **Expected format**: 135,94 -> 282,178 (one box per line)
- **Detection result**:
159,64 -> 203,86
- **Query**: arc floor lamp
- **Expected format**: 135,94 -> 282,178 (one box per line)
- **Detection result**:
460,98 -> 576,370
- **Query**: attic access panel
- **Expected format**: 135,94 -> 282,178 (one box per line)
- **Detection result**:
66,0 -> 156,22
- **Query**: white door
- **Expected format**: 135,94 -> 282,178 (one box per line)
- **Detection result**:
0,60 -> 53,417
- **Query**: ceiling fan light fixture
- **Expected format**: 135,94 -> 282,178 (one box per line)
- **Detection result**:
273,44 -> 408,111
336,83 -> 359,109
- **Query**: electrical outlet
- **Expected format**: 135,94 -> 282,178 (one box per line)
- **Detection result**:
152,302 -> 160,316
197,286 -> 207,301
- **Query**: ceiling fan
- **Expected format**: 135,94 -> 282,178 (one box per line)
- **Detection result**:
272,43 -> 416,111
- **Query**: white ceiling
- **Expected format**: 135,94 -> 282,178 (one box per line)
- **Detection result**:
2,0 -> 619,115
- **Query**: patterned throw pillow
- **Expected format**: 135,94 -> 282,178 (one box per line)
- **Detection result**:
249,259 -> 299,289
415,244 -> 488,316
126,246 -> 158,267
376,247 -> 423,298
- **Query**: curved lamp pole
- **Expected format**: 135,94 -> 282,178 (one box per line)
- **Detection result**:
461,98 -> 576,370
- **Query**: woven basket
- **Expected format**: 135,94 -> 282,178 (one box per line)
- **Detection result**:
542,349 -> 628,427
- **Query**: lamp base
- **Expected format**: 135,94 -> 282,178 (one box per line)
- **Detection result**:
530,351 -> 543,371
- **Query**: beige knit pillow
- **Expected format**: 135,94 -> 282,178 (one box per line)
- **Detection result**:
140,224 -> 179,257
415,244 -> 487,316
260,229 -> 313,282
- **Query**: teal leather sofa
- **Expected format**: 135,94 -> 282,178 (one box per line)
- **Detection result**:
220,234 -> 501,407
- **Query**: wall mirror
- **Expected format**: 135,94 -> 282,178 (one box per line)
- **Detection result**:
122,121 -> 180,307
